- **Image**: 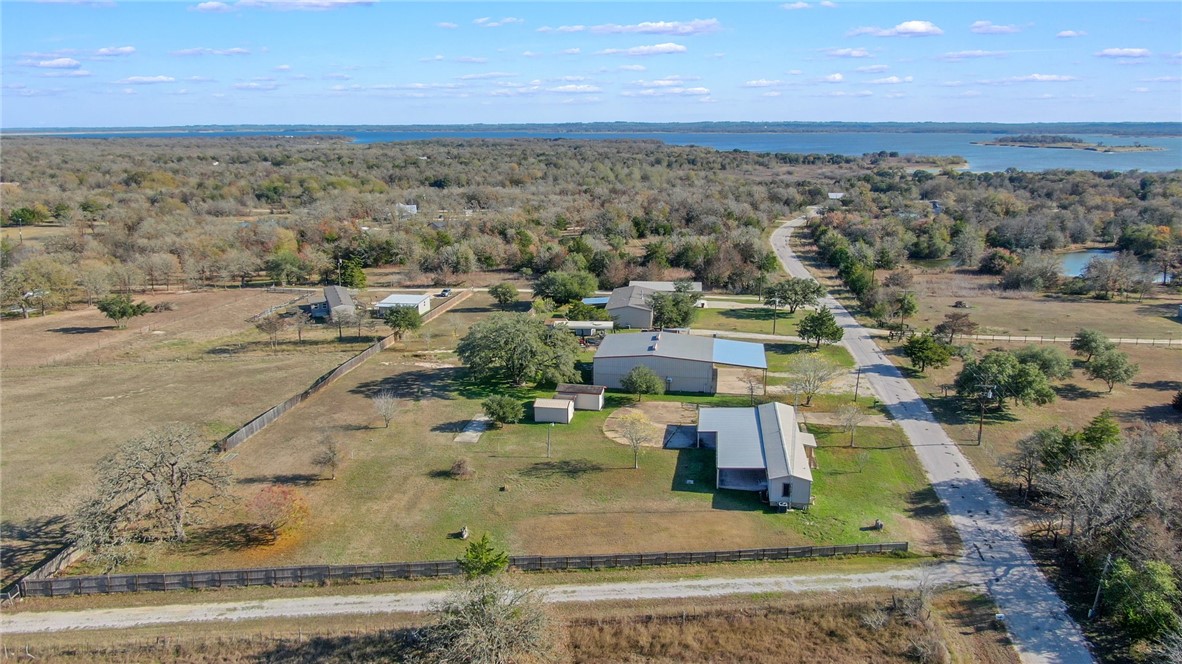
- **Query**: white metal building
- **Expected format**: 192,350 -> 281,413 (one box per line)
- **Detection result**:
592,331 -> 767,394
605,285 -> 655,330
628,280 -> 703,292
697,402 -> 816,509
549,320 -> 614,337
554,384 -> 606,411
375,293 -> 432,316
533,398 -> 574,424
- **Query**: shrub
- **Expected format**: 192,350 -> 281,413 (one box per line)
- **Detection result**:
450,458 -> 475,480
482,395 -> 524,425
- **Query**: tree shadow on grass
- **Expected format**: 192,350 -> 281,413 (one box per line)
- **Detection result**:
711,488 -> 768,512
764,342 -> 814,357
671,448 -> 714,495
351,367 -> 462,401
431,420 -> 472,434
238,473 -> 321,486
0,515 -> 71,584
254,629 -> 424,663
1132,379 -> 1182,392
520,459 -> 606,479
921,396 -> 1019,428
718,307 -> 776,322
48,325 -> 113,334
175,523 -> 275,556
905,485 -> 946,521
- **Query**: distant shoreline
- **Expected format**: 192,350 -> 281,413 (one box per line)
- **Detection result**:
971,140 -> 1165,153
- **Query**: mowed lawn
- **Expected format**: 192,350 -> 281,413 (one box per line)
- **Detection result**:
92,345 -> 946,575
693,306 -> 803,336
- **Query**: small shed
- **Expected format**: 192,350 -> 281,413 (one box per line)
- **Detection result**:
533,398 -> 574,424
549,320 -> 614,337
375,293 -> 431,316
555,384 -> 606,411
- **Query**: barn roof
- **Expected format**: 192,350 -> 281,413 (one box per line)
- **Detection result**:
700,402 -> 812,482
605,285 -> 655,312
594,332 -> 766,369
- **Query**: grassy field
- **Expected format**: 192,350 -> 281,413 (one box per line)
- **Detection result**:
693,305 -> 803,336
5,588 -> 1016,664
886,341 -> 1182,485
79,336 -> 948,574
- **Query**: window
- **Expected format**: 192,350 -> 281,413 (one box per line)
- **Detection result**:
782,482 -> 792,497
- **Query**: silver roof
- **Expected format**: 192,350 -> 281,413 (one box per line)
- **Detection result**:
628,280 -> 703,292
699,408 -> 764,469
377,293 -> 430,306
324,286 -> 354,311
701,403 -> 811,482
595,332 -> 765,369
606,285 -> 655,311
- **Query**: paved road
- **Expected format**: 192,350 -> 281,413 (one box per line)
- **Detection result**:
1,566 -> 953,634
771,212 -> 1094,664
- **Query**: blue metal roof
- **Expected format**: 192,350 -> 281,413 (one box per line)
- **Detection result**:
712,338 -> 768,369
581,296 -> 610,306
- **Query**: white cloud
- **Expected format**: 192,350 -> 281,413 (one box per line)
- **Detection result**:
823,90 -> 872,97
939,80 -> 965,87
588,19 -> 721,36
436,22 -> 458,29
848,20 -> 942,37
970,20 -> 1021,34
622,86 -> 710,97
632,75 -> 699,87
549,84 -> 601,93
324,72 -> 351,80
1095,48 -> 1151,58
855,64 -> 888,73
870,75 -> 912,84
274,64 -> 292,71
782,2 -> 810,9
95,46 -> 135,57
820,1 -> 837,7
419,55 -> 445,62
744,79 -> 782,87
561,48 -> 581,55
458,71 -> 517,80
119,75 -> 176,84
171,47 -> 251,56
1141,76 -> 1181,82
522,51 -> 541,58
826,47 -> 871,58
454,56 -> 489,63
192,2 -> 233,12
940,50 -> 1007,61
41,69 -> 93,78
233,81 -> 279,90
959,90 -> 982,98
763,91 -> 782,97
1132,87 -> 1151,93
476,17 -> 524,28
618,64 -> 646,71
983,73 -> 1078,83
1057,30 -> 1086,38
30,57 -> 83,69
188,76 -> 216,82
823,73 -> 843,82
598,43 -> 687,57
787,69 -> 803,75
537,24 -> 585,33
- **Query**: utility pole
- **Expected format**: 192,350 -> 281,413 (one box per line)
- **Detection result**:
546,423 -> 553,458
853,367 -> 862,402
977,386 -> 994,446
1089,553 -> 1113,619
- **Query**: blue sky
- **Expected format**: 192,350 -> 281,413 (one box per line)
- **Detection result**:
3,1 -> 1180,128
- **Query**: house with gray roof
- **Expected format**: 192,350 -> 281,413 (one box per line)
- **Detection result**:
698,402 -> 816,509
592,331 -> 766,393
300,286 -> 356,321
605,285 -> 656,329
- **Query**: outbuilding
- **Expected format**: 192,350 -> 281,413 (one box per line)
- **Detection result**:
533,398 -> 575,424
697,402 -> 816,510
592,331 -> 767,394
549,320 -> 614,337
554,384 -> 606,411
605,285 -> 656,330
375,293 -> 432,316
299,286 -> 356,321
628,280 -> 703,292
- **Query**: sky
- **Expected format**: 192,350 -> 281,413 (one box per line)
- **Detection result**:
2,1 -> 1181,128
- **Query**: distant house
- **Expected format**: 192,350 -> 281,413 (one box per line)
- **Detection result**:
300,286 -> 355,321
593,331 -> 767,394
375,293 -> 432,316
395,203 -> 418,218
555,384 -> 606,411
827,192 -> 845,200
697,402 -> 816,510
549,320 -> 614,337
533,398 -> 574,424
606,285 -> 657,329
628,280 -> 704,293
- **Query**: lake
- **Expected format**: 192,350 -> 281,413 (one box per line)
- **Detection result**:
1059,249 -> 1114,277
8,128 -> 1181,173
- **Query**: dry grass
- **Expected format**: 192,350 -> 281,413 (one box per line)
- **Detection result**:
3,589 -> 1015,664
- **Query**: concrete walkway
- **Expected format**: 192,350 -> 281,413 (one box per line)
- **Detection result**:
453,414 -> 492,443
771,211 -> 1094,664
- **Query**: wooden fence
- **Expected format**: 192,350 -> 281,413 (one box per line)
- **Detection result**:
18,542 -> 908,597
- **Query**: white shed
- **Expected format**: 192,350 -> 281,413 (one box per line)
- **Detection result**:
533,398 -> 574,424
375,293 -> 431,316
554,384 -> 606,411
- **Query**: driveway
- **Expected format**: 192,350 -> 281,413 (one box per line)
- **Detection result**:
771,211 -> 1093,664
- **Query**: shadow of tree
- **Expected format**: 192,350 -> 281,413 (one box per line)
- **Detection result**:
1132,379 -> 1182,392
238,473 -> 321,486
175,523 -> 275,555
1054,384 -> 1104,401
431,420 -> 471,434
719,307 -> 775,322
351,367 -> 462,401
254,629 -> 424,663
48,326 -> 113,334
519,459 -> 606,479
711,488 -> 768,512
0,515 -> 72,582
671,448 -> 714,495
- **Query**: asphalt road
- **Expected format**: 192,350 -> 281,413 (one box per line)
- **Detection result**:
770,211 -> 1094,664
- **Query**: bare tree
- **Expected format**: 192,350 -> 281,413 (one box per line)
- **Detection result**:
371,389 -> 399,428
426,576 -> 556,663
331,304 -> 358,340
312,435 -> 342,480
76,424 -> 231,545
254,313 -> 287,351
784,354 -> 843,406
740,370 -> 764,406
836,404 -> 868,447
617,412 -> 653,470
290,310 -> 312,343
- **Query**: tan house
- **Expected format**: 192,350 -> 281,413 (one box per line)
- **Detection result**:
533,398 -> 574,424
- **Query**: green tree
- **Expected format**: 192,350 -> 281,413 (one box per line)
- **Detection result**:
901,333 -> 952,373
620,365 -> 665,401
889,290 -> 918,326
649,290 -> 701,328
797,308 -> 844,348
780,277 -> 826,314
1078,409 -> 1121,452
96,294 -> 152,329
934,312 -> 978,344
383,306 -> 422,340
458,314 -> 581,386
265,250 -> 308,286
565,301 -> 612,321
1085,349 -> 1138,392
1013,344 -> 1074,381
955,351 -> 1056,410
1070,328 -> 1114,362
338,258 -> 367,288
1103,558 -> 1180,639
488,282 -> 520,309
482,395 -> 524,426
456,533 -> 510,578
533,270 -> 597,305
7,206 -> 48,227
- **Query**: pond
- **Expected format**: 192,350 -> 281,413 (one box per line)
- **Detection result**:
1058,249 -> 1114,278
